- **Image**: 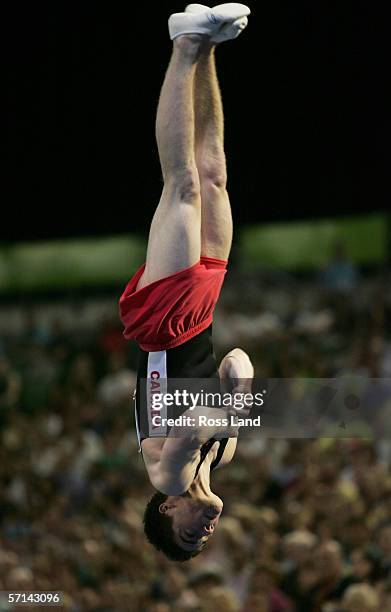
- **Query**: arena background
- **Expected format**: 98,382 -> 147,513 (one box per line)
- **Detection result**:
2,1 -> 390,611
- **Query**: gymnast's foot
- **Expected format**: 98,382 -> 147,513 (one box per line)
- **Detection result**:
168,2 -> 250,42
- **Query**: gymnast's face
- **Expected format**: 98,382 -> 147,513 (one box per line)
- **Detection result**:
159,495 -> 223,552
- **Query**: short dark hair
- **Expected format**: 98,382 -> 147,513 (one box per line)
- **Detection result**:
143,491 -> 203,562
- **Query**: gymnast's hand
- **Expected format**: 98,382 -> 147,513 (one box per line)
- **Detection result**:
219,347 -> 254,417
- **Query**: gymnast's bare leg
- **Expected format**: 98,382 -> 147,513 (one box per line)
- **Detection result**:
137,35 -> 203,290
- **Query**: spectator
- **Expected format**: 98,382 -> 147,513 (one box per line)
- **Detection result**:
340,583 -> 380,612
244,560 -> 293,612
307,541 -> 357,612
350,548 -> 383,583
320,242 -> 359,293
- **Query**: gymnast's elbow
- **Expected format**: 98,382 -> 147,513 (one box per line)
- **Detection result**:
149,471 -> 187,496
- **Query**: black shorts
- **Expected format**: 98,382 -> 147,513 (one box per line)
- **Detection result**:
135,325 -> 221,445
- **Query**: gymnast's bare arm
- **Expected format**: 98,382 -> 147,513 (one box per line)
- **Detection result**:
142,348 -> 254,494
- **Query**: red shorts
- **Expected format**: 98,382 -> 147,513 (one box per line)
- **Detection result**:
119,257 -> 227,351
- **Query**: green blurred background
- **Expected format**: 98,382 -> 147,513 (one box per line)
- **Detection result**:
0,214 -> 388,292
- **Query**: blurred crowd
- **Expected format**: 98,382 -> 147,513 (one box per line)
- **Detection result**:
1,260 -> 391,611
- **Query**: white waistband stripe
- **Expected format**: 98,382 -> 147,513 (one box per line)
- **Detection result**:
147,350 -> 167,437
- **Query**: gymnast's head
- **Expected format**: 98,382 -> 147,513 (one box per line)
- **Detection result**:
143,490 -> 223,561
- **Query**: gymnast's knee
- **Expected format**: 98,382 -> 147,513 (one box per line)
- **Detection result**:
164,165 -> 201,203
197,158 -> 227,191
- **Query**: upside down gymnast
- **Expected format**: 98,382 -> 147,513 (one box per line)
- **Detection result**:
119,3 -> 254,561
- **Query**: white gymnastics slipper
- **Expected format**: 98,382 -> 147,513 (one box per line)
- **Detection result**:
169,2 -> 250,40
